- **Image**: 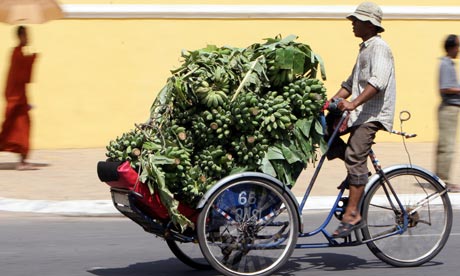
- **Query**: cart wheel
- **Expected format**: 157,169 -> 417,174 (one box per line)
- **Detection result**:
197,177 -> 299,276
166,238 -> 212,270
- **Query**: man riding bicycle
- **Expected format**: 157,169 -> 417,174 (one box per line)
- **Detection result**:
326,2 -> 396,238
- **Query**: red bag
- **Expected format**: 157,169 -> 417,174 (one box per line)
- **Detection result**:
107,161 -> 199,223
106,161 -> 139,189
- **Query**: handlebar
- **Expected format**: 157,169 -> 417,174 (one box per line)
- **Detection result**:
324,100 -> 417,138
391,129 -> 417,138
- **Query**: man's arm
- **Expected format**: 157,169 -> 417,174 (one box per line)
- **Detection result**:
338,84 -> 378,111
331,87 -> 351,101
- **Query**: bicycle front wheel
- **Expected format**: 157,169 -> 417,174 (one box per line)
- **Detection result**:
197,177 -> 299,276
362,167 -> 452,267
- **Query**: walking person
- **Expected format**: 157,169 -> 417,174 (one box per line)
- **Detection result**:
0,26 -> 38,170
435,34 -> 460,192
326,2 -> 396,238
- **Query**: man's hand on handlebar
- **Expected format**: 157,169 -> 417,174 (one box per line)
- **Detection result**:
336,99 -> 357,111
326,97 -> 356,113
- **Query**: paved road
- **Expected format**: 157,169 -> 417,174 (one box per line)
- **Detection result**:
1,211 -> 459,276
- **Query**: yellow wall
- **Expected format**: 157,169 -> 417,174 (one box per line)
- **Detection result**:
0,0 -> 459,149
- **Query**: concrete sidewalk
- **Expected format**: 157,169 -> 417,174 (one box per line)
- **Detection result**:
0,142 -> 459,215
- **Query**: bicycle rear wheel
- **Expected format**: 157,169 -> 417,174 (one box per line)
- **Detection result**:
362,167 -> 452,267
197,177 -> 299,276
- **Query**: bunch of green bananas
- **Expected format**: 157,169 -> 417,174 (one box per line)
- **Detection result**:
190,115 -> 208,145
195,81 -> 228,108
191,107 -> 233,147
106,130 -> 145,168
231,130 -> 269,168
173,107 -> 196,126
194,145 -> 234,179
307,81 -> 328,112
265,55 -> 295,88
283,78 -> 327,118
194,67 -> 230,108
259,91 -> 297,140
168,122 -> 194,149
161,146 -> 193,193
179,165 -> 213,204
231,91 -> 262,132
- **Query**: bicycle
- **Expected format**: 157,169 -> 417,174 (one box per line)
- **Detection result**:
195,109 -> 453,276
97,109 -> 452,276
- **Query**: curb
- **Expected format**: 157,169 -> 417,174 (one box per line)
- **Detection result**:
0,196 -> 339,216
0,197 -> 117,216
1,195 -> 459,216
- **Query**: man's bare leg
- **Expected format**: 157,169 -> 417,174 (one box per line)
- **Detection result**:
333,184 -> 364,237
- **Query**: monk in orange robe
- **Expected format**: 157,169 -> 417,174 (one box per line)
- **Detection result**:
0,26 -> 38,170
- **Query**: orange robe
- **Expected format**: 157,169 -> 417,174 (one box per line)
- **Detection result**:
0,46 -> 36,157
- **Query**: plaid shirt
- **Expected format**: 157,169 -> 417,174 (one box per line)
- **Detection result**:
342,35 -> 396,131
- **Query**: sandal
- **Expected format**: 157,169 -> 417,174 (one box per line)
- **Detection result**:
332,221 -> 365,238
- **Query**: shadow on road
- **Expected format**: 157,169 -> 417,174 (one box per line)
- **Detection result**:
87,257 -> 219,276
278,252 -> 382,274
278,252 -> 444,275
88,252 -> 444,276
0,161 -> 49,170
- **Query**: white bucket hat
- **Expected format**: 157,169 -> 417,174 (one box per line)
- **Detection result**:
347,2 -> 384,33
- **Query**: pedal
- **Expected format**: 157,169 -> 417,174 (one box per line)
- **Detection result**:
334,197 -> 349,221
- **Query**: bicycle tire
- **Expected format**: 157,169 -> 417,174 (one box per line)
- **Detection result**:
165,237 -> 212,270
361,167 -> 452,267
197,177 -> 299,276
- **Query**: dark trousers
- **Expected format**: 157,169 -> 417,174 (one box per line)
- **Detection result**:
327,121 -> 383,186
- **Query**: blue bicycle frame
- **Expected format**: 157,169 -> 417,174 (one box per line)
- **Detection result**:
294,111 -> 409,248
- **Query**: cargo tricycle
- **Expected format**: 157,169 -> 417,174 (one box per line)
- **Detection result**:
97,110 -> 452,276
